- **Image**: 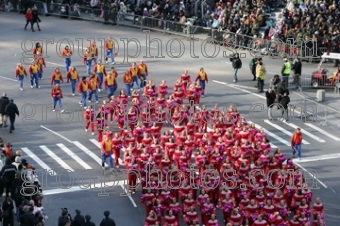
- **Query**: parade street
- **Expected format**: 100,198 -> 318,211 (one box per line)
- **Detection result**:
1,13 -> 340,225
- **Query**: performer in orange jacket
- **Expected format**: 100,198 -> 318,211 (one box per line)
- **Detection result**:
83,47 -> 93,75
35,52 -> 46,80
137,60 -> 148,88
90,42 -> 98,64
28,60 -> 40,89
32,42 -> 42,58
123,70 -> 133,97
66,66 -> 79,96
78,76 -> 88,109
129,62 -> 140,90
100,135 -> 114,170
88,77 -> 99,103
50,68 -> 64,85
105,36 -> 116,64
291,127 -> 303,159
61,45 -> 73,72
104,67 -> 118,98
84,105 -> 95,135
195,67 -> 208,97
15,63 -> 27,91
92,59 -> 107,92
51,84 -> 64,113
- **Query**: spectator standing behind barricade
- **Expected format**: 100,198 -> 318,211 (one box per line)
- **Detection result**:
0,93 -> 10,127
93,60 -> 107,92
62,45 -> 73,73
2,196 -> 14,226
0,159 -> 17,197
266,87 -> 276,121
279,91 -> 290,122
249,58 -> 257,81
230,53 -> 242,83
291,128 -> 303,160
292,57 -> 302,89
104,67 -> 118,99
256,61 -> 266,93
66,66 -> 80,96
5,99 -> 19,134
31,5 -> 41,31
195,68 -> 208,97
51,84 -> 65,113
24,8 -> 33,31
100,211 -> 116,226
15,63 -> 28,91
105,36 -> 116,65
281,58 -> 291,85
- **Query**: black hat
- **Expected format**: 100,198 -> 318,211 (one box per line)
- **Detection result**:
75,209 -> 81,214
62,210 -> 68,216
104,210 -> 110,217
85,215 -> 91,221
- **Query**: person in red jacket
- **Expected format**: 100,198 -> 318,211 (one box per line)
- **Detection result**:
35,52 -> 46,80
195,67 -> 208,97
84,105 -> 95,135
291,127 -> 302,159
51,84 -> 64,113
50,68 -> 64,85
24,8 -> 34,31
61,45 -> 73,73
15,63 -> 27,91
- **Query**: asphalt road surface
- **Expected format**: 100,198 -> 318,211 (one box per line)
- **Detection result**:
1,13 -> 340,225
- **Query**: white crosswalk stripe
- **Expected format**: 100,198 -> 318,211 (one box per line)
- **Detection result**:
282,121 -> 326,143
264,120 -> 310,144
72,141 -> 108,167
39,145 -> 75,172
56,143 -> 92,170
304,123 -> 340,141
21,147 -> 57,176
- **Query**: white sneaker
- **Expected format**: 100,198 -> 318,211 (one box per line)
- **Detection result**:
91,132 -> 95,135
202,95 -> 204,98
20,88 -> 23,91
61,110 -> 65,113
41,78 -> 44,80
52,109 -> 55,112
105,61 -> 108,64
98,89 -> 101,92
79,101 -> 82,105
96,101 -> 98,104
85,129 -> 88,132
112,62 -> 115,65
84,107 -> 87,109
31,86 -> 33,88
89,100 -> 91,103
72,93 -> 75,96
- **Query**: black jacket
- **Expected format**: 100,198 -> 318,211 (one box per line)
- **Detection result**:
32,9 -> 41,22
5,103 -> 19,117
19,211 -> 36,226
0,96 -> 9,114
276,81 -> 289,96
266,90 -> 276,107
280,96 -> 291,109
100,217 -> 116,226
232,58 -> 242,69
292,61 -> 302,75
0,161 -> 17,184
83,221 -> 96,226
71,214 -> 85,226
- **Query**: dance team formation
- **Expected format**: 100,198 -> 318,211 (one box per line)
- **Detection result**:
12,39 -> 326,226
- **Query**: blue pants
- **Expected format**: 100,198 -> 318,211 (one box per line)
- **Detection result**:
293,144 -> 302,158
199,80 -> 206,95
70,79 -> 77,94
140,74 -> 146,88
132,76 -> 139,89
98,73 -> 104,90
105,49 -> 114,63
101,152 -> 113,168
64,58 -> 71,72
38,71 -> 43,79
125,83 -> 132,96
30,73 -> 39,88
234,68 -> 238,81
86,60 -> 92,75
80,92 -> 87,107
54,80 -> 61,85
93,55 -> 97,64
18,75 -> 24,89
88,90 -> 98,102
53,97 -> 63,110
107,85 -> 117,98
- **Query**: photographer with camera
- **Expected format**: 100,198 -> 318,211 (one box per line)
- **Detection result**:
230,53 -> 242,83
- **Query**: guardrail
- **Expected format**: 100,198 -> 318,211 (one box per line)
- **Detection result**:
28,0 -> 333,63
